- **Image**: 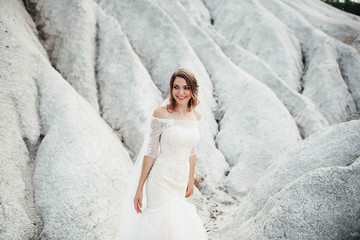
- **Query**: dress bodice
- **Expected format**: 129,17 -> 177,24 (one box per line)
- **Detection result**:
144,117 -> 200,160
145,116 -> 201,210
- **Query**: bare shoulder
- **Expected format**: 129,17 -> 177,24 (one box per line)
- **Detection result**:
193,109 -> 201,121
152,106 -> 168,118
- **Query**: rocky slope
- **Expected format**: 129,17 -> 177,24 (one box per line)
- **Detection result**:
0,0 -> 359,239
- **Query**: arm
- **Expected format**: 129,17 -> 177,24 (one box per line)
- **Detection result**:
185,110 -> 201,198
185,154 -> 196,198
134,112 -> 163,213
134,155 -> 155,213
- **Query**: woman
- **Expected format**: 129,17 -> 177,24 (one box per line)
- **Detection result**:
116,68 -> 207,240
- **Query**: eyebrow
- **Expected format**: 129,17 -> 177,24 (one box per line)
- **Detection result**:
174,84 -> 189,87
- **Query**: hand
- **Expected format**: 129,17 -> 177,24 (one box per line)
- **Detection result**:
185,182 -> 194,198
134,189 -> 143,213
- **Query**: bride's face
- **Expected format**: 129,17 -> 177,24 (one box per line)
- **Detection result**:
172,77 -> 191,106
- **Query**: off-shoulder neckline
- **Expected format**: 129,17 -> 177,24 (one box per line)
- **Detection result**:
151,116 -> 200,122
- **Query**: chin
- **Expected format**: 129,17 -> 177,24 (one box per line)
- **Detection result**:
176,99 -> 190,105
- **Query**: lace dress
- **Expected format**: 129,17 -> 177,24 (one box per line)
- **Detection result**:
116,116 -> 207,240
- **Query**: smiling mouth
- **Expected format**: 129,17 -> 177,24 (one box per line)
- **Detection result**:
177,96 -> 187,100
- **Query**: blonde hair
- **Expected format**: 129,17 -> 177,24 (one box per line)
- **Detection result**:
167,68 -> 199,112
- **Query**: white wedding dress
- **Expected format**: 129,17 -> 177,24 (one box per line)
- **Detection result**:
115,117 -> 207,240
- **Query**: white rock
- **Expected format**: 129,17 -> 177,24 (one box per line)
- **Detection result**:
2,1 -> 134,238
26,0 -> 99,111
203,0 -> 303,91
35,68 -> 133,239
336,41 -> 360,112
2,0 -> 360,238
258,0 -> 359,123
205,26 -> 329,138
302,35 -> 357,124
217,120 -> 360,235
95,5 -> 162,158
282,0 -> 360,53
219,93 -> 301,197
0,1 -> 45,238
179,0 -> 211,24
216,157 -> 360,239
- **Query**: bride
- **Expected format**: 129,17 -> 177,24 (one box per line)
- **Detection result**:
115,68 -> 207,240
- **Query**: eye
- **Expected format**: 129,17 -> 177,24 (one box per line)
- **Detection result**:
174,85 -> 179,89
184,86 -> 189,90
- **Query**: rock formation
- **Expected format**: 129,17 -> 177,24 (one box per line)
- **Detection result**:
0,0 -> 359,239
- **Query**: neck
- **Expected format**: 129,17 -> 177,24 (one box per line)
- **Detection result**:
174,104 -> 189,115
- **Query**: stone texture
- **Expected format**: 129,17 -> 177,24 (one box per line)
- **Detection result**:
1,1 -> 133,239
1,0 -> 360,238
35,68 -> 133,239
213,120 -> 360,238
0,1 -> 44,238
203,0 -> 303,91
258,0 -> 360,123
206,27 -> 328,138
302,34 -> 357,124
283,0 -> 360,53
336,41 -> 360,112
25,0 -> 100,111
95,5 -> 162,158
219,157 -> 360,239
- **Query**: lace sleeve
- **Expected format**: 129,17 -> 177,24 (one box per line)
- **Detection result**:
190,144 -> 197,157
144,117 -> 163,159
